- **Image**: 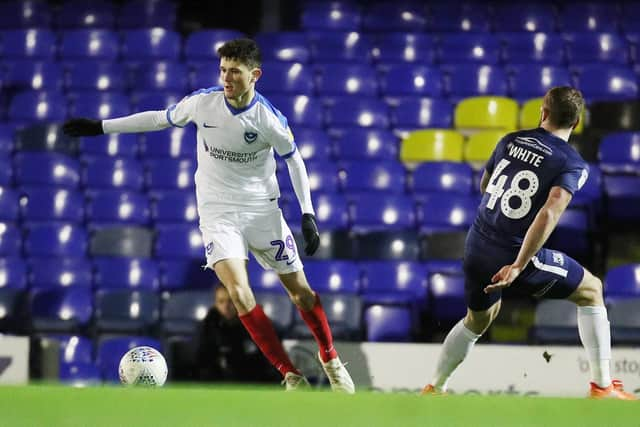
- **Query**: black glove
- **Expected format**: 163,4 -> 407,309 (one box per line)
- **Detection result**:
301,213 -> 320,256
62,118 -> 104,137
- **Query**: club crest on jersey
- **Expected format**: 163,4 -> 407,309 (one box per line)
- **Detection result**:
244,132 -> 258,144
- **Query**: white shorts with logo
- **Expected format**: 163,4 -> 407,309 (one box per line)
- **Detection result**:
199,202 -> 303,274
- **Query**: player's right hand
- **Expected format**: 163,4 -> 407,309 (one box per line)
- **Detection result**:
301,213 -> 320,256
62,118 -> 104,137
484,264 -> 523,294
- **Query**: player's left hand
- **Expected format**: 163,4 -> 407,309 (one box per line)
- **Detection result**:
484,264 -> 523,294
301,213 -> 320,256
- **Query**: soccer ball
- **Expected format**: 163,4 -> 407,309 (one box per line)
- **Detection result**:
118,346 -> 168,386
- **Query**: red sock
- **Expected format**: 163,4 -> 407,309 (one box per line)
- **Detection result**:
297,293 -> 338,363
239,305 -> 300,377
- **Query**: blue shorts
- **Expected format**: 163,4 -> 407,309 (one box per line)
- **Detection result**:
463,227 -> 585,311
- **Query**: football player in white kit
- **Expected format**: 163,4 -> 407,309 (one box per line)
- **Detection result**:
63,38 -> 354,393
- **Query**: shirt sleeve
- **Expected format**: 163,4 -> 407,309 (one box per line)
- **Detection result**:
553,158 -> 589,195
267,110 -> 296,158
166,92 -> 201,128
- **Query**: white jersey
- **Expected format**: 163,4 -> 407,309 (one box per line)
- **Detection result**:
166,87 -> 296,210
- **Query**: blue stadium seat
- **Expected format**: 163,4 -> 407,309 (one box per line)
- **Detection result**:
82,157 -> 144,190
65,62 -> 127,92
604,176 -> 640,224
0,125 -> 14,155
138,126 -> 196,159
547,207 -> 590,261
258,62 -> 315,95
94,289 -> 159,333
372,33 -> 435,65
254,32 -> 310,63
290,128 -> 333,161
117,0 -> 176,29
151,190 -> 198,224
445,65 -> 508,97
69,92 -> 131,119
608,298 -> 640,345
508,65 -> 571,100
349,194 -> 416,232
121,29 -> 181,61
255,291 -> 295,334
188,63 -> 220,90
340,160 -> 406,194
44,334 -> 99,384
155,224 -> 203,259
362,3 -> 427,32
379,64 -> 443,98
333,129 -> 397,161
0,188 -> 20,222
598,132 -> 640,174
59,30 -> 119,60
0,258 -> 27,290
620,3 -> 640,34
278,160 -> 340,194
28,257 -> 91,290
14,152 -> 80,188
59,362 -> 101,385
1,29 -> 56,58
429,3 -> 490,32
316,63 -> 378,97
574,65 -> 638,102
0,286 -> 27,332
417,193 -> 477,234
160,289 -> 214,335
184,30 -> 246,63
24,223 -> 87,257
365,305 -> 413,342
391,97 -> 453,131
0,1 -> 52,28
0,158 -> 10,186
8,91 -> 68,123
132,91 -> 183,111
303,260 -> 360,294
301,2 -> 361,31
360,260 -> 427,305
605,264 -> 640,299
80,133 -> 139,158
310,193 -> 350,230
266,95 -> 323,128
500,33 -> 565,65
0,223 -> 21,256
570,163 -> 603,216
290,293 -> 363,340
97,336 -> 162,382
160,259 -> 215,290
133,61 -> 189,92
429,271 -> 466,324
308,31 -> 373,63
325,97 -> 389,129
89,226 -> 154,258
438,34 -> 501,64
19,187 -> 84,223
531,299 -> 580,343
559,3 -> 619,32
492,4 -> 556,32
144,158 -> 196,190
14,122 -> 78,156
411,161 -> 474,195
564,33 -> 629,64
30,287 -> 93,332
55,0 -> 116,28
247,264 -> 283,293
4,60 -> 64,91
85,190 -> 150,227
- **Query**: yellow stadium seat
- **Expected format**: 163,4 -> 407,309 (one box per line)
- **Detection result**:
519,97 -> 584,134
400,129 -> 464,164
464,129 -> 512,169
454,96 -> 519,132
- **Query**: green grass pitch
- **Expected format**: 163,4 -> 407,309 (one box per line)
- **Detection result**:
0,384 -> 635,427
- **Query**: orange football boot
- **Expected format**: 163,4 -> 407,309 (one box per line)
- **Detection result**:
589,380 -> 637,400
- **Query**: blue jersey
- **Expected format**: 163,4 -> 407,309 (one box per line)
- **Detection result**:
472,127 -> 589,247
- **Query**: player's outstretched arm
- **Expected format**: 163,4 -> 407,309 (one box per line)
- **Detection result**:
284,150 -> 319,256
484,186 -> 573,294
63,111 -> 171,138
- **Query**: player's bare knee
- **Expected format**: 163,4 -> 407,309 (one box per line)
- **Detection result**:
224,282 -> 256,313
289,287 -> 315,311
464,302 -> 500,335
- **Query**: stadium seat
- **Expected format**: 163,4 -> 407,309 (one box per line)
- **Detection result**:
97,336 -> 162,382
417,193 -> 477,234
155,224 -> 203,259
400,129 -> 464,163
1,29 -> 56,58
429,272 -> 466,324
254,32 -> 310,63
247,264 -> 283,293
603,176 -> 640,224
446,65 -> 508,99
4,60 -> 64,91
291,229 -> 355,260
491,4 -> 556,32
0,125 -> 14,154
19,187 -> 84,223
429,3 -> 490,32
391,98 -> 453,131
564,33 -> 629,64
574,65 -> 638,102
378,65 -> 442,98
316,64 -> 378,97
132,91 -> 184,111
151,190 -> 198,224
132,61 -> 189,92
69,92 -> 132,119
372,33 -> 436,65
0,188 -> 19,222
420,230 -> 467,261
82,157 -> 144,190
0,258 -> 27,290
60,361 -> 101,385
325,97 -> 389,130
454,96 -> 518,131
65,62 -> 127,92
290,293 -> 362,340
340,160 -> 406,194
160,259 -> 214,290
30,287 -> 93,333
570,162 -> 603,215
559,4 -> 619,32
278,160 -> 340,194
365,305 -> 413,342
289,129 -> 332,161
258,62 -> 314,95
28,257 -> 91,290
117,0 -> 176,29
38,334 -> 99,385
94,289 -> 159,334
302,260 -> 360,294
301,2 -> 360,31
89,226 -> 154,258
333,129 -> 397,161
144,158 -> 196,190
55,0 -> 116,28
184,29 -> 245,63
255,291 -> 295,334
59,29 -> 119,60
190,64 -> 223,89
464,130 -> 510,167
604,264 -> 640,299
547,207 -> 590,261
354,228 -> 420,260
14,123 -> 78,156
608,298 -> 640,345
14,152 -> 80,188
121,29 -> 181,61
500,33 -> 565,64
519,97 -> 585,134
93,257 -> 159,290
620,4 -> 640,33
0,287 -> 28,332
265,95 -> 323,129
411,161 -> 474,195
598,132 -> 640,174
0,223 -> 21,256
309,193 -> 350,230
531,299 -> 580,344
360,261 -> 427,306
438,34 -> 501,64
588,100 -> 640,132
308,31 -> 373,63
362,3 -> 427,32
85,190 -> 150,227
138,126 -> 196,159
160,289 -> 214,335
80,133 -> 139,158
24,223 -> 87,257
0,1 -> 52,28
508,65 -> 571,100
8,91 -> 68,123
0,159 -> 10,187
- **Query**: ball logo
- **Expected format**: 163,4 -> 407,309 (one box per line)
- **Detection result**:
244,131 -> 258,144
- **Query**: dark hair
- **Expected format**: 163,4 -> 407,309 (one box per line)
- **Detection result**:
543,86 -> 585,129
217,38 -> 262,69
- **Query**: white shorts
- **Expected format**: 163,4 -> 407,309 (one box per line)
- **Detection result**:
199,203 -> 303,274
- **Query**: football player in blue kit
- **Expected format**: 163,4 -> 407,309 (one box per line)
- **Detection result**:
422,87 -> 636,400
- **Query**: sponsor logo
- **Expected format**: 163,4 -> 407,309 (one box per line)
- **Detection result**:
514,136 -> 553,155
244,131 -> 258,144
208,147 -> 258,163
552,252 -> 564,266
206,242 -> 214,255
286,258 -> 297,266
